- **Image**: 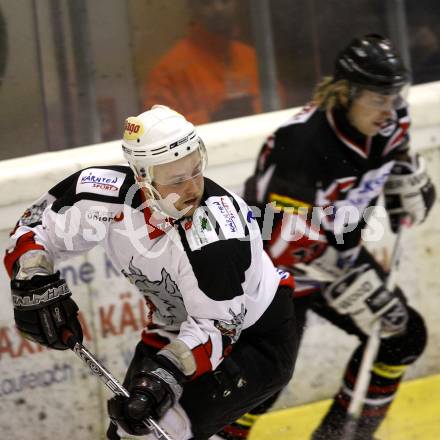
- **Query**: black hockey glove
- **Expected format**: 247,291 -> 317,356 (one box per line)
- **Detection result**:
323,263 -> 409,338
11,272 -> 83,350
108,355 -> 184,436
384,155 -> 436,232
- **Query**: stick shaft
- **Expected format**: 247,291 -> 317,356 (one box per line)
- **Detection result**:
71,342 -> 129,397
345,321 -> 381,419
342,228 -> 404,440
63,331 -> 174,440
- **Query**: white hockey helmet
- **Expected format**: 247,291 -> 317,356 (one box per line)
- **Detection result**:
122,105 -> 207,218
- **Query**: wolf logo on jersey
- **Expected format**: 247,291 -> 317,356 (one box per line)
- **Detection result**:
122,258 -> 186,327
214,304 -> 247,344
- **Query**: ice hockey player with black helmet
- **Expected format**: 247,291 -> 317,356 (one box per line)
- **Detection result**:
215,34 -> 436,440
4,105 -> 298,439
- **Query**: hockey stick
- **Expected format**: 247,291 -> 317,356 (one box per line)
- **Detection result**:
61,330 -> 175,440
341,227 -> 405,440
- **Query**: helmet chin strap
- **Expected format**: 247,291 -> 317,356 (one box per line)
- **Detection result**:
155,192 -> 192,220
137,180 -> 192,220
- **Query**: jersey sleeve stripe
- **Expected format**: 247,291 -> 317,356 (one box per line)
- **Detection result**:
4,231 -> 45,278
191,338 -> 213,379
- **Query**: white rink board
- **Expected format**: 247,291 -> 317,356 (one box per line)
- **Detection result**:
1,82 -> 440,438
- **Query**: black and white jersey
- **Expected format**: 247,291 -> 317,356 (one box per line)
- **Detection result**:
245,103 -> 410,296
5,167 -> 286,378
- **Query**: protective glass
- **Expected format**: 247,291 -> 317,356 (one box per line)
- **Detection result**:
150,141 -> 207,187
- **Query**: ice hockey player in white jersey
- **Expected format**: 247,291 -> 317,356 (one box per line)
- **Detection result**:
4,105 -> 297,440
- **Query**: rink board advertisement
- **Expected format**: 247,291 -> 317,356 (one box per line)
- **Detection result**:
0,240 -> 145,439
1,83 -> 440,439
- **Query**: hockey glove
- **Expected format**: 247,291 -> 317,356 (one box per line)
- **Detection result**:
323,264 -> 408,338
384,155 -> 436,232
108,356 -> 184,436
11,272 -> 83,350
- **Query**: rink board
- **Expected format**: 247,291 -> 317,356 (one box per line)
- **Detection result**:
1,82 -> 440,438
250,373 -> 440,440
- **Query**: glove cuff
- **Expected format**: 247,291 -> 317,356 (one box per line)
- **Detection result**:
147,366 -> 183,402
11,276 -> 72,311
134,356 -> 184,402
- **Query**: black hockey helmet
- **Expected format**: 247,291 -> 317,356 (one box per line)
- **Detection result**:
334,34 -> 410,94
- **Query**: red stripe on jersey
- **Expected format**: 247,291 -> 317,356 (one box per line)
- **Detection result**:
293,286 -> 320,298
268,214 -> 327,268
327,109 -> 371,158
257,135 -> 275,172
139,191 -> 175,239
382,119 -> 410,156
143,206 -> 166,239
320,176 -> 357,203
191,339 -> 213,379
4,232 -> 45,278
278,272 -> 295,290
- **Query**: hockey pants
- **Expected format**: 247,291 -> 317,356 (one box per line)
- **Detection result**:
107,285 -> 298,440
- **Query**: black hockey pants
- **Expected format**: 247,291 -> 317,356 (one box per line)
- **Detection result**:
107,284 -> 298,440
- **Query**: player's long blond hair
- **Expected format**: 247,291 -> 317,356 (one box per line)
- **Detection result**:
312,77 -> 351,110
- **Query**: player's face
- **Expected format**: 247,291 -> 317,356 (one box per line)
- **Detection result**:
348,90 -> 398,136
152,150 -> 205,217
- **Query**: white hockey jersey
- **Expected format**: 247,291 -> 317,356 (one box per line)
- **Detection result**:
5,166 -> 285,378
